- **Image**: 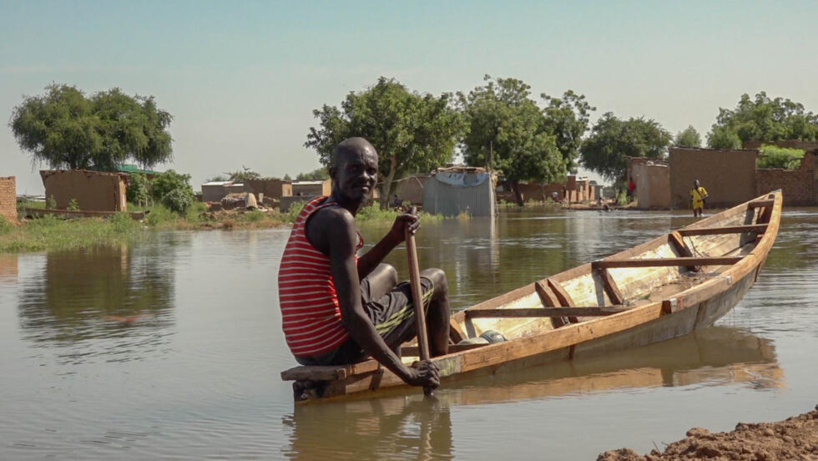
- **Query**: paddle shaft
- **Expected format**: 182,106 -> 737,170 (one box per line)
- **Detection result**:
405,211 -> 433,396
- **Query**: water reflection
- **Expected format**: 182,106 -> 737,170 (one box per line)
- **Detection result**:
284,396 -> 453,461
282,325 -> 780,459
0,253 -> 18,283
17,244 -> 176,364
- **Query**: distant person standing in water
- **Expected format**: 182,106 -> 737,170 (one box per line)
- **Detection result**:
690,179 -> 709,218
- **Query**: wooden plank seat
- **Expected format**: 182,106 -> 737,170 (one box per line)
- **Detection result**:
748,199 -> 774,208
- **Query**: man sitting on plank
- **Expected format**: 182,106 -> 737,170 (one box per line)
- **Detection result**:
278,137 -> 449,390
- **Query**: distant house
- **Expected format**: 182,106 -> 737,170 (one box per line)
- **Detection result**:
201,181 -> 247,203
423,166 -> 495,217
291,180 -> 331,198
0,176 -> 16,223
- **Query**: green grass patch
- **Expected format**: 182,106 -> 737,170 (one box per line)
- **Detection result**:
0,213 -> 141,253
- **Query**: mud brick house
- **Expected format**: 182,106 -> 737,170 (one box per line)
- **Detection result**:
669,148 -> 759,209
40,170 -> 128,211
0,176 -> 17,223
627,157 -> 671,209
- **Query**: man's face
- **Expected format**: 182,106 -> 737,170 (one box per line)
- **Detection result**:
334,147 -> 378,203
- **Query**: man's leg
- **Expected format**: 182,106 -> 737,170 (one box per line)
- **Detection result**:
420,268 -> 450,358
363,263 -> 398,300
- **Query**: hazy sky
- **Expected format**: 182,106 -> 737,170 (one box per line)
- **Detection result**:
2,0 -> 817,193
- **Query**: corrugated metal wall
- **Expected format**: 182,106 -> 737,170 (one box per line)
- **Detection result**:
423,176 -> 495,216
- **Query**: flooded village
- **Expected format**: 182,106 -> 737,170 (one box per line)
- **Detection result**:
3,3 -> 818,460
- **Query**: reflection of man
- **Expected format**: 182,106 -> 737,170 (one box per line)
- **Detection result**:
690,179 -> 709,218
278,138 -> 450,390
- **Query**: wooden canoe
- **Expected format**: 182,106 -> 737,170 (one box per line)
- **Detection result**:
281,191 -> 782,403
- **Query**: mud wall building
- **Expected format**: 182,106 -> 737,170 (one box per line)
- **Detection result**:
0,176 -> 17,223
244,178 -> 292,202
40,170 -> 127,211
669,148 -> 758,209
292,180 -> 331,198
628,158 -> 671,209
201,181 -> 247,202
756,155 -> 815,206
393,176 -> 427,205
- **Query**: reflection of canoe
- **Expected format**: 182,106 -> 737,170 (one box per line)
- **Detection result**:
444,326 -> 784,406
282,191 -> 782,402
24,208 -> 147,220
285,328 -> 781,460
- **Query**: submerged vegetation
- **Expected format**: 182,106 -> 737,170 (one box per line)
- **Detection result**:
1,200 -> 443,254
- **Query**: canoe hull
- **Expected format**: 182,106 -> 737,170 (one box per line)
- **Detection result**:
283,191 -> 782,402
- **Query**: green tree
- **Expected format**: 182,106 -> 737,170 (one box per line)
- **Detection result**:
674,125 -> 702,147
225,166 -> 261,183
458,76 -> 564,205
540,90 -> 595,173
295,167 -> 330,181
580,112 -> 672,182
151,170 -> 194,214
757,145 -> 804,170
126,173 -> 151,206
305,77 -> 464,207
707,92 -> 818,148
9,84 -> 173,170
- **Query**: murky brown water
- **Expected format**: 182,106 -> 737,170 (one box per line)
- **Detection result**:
1,208 -> 817,459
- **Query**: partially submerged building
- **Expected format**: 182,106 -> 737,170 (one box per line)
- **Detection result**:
628,157 -> 671,209
0,176 -> 16,223
40,170 -> 128,211
669,147 -> 758,209
423,167 -> 495,217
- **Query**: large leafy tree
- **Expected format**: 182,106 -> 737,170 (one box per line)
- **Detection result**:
540,90 -> 595,173
580,112 -> 672,182
305,77 -> 464,207
707,92 -> 818,148
674,125 -> 702,147
458,76 -> 565,205
9,84 -> 173,170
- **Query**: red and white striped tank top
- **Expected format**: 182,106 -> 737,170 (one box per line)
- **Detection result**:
278,196 -> 363,357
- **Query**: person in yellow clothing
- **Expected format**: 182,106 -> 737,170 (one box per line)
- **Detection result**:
690,179 -> 709,218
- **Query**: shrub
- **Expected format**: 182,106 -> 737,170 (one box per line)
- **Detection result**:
127,173 -> 150,206
110,212 -> 139,234
67,198 -> 80,211
0,215 -> 13,234
46,195 -> 57,209
757,145 -> 805,170
151,170 -> 195,214
284,201 -> 307,223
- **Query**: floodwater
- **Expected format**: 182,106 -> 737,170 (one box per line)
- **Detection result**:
1,207 -> 817,460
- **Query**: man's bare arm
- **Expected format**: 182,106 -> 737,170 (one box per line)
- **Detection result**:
357,212 -> 419,279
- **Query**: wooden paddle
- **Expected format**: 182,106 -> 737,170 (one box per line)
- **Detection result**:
405,207 -> 433,396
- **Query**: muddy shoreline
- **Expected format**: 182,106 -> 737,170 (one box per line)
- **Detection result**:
598,406 -> 818,460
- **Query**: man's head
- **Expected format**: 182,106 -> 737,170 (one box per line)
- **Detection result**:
329,138 -> 379,206
694,179 -> 700,187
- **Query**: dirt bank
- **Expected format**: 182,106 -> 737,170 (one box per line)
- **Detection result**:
598,407 -> 818,460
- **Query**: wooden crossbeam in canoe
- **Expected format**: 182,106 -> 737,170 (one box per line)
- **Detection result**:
748,199 -> 774,209
677,224 -> 767,236
465,306 -> 630,319
592,256 -> 743,270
